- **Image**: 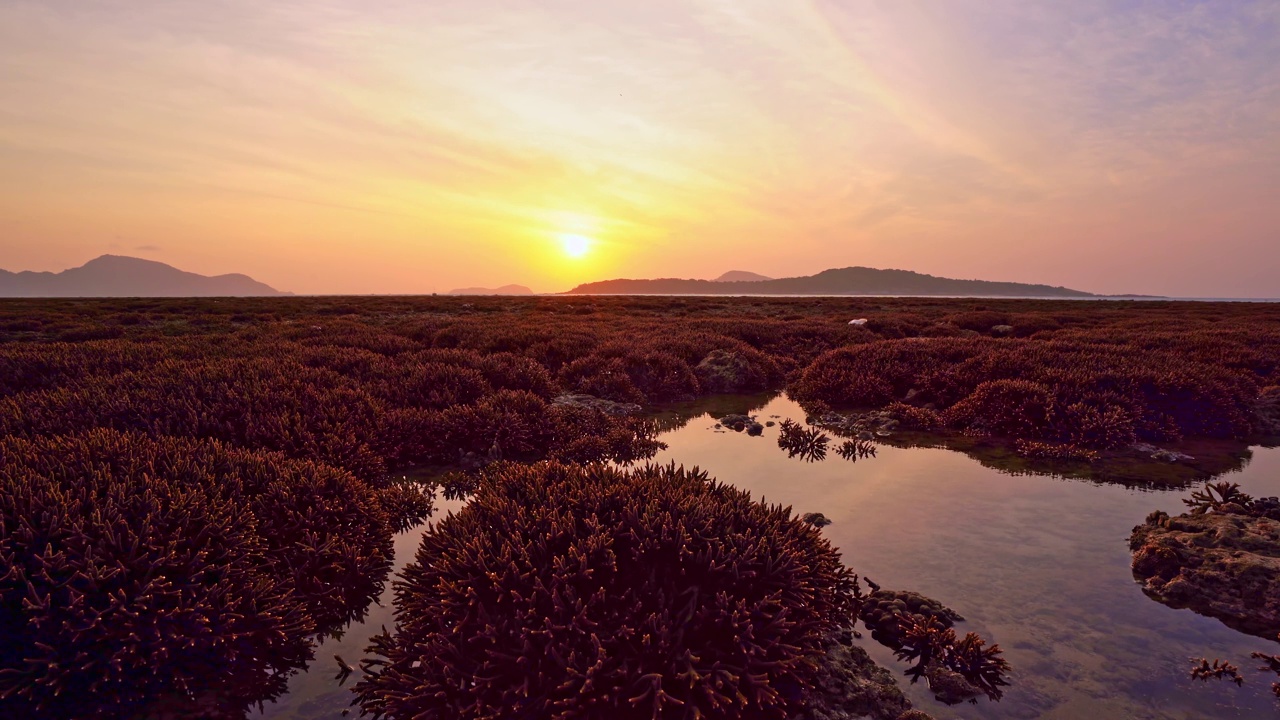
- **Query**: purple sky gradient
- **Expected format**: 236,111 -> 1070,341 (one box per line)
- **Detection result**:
1,0 -> 1277,295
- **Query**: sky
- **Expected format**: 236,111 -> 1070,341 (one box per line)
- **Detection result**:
1,1 -> 1278,296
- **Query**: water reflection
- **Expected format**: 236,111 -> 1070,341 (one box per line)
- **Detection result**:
251,495 -> 466,720
649,393 -> 1280,719
252,393 -> 1277,719
648,392 -> 1255,490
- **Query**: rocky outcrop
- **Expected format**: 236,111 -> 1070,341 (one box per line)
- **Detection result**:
552,394 -> 642,416
1130,509 -> 1280,638
1130,442 -> 1195,463
858,590 -> 964,648
922,664 -> 982,705
803,512 -> 833,528
716,413 -> 765,435
810,410 -> 901,439
797,635 -> 933,720
695,350 -> 772,394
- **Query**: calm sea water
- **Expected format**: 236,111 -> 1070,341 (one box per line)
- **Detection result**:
255,394 -> 1280,719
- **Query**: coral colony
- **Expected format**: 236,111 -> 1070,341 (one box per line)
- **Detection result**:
3,295 -> 1280,716
355,462 -> 861,719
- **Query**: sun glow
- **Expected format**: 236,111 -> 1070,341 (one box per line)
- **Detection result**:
559,233 -> 592,259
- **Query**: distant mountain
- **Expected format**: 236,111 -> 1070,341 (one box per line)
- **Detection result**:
447,284 -> 534,296
714,270 -> 772,282
566,266 -> 1096,298
0,255 -> 286,297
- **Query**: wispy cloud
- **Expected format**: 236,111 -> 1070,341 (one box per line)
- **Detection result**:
0,0 -> 1277,294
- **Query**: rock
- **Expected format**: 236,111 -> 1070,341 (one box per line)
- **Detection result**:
552,394 -> 642,416
858,590 -> 965,649
746,422 -> 764,436
924,664 -> 982,705
991,325 -> 1014,336
765,420 -> 776,427
458,451 -> 489,472
1130,510 -> 1280,638
1130,442 -> 1194,463
694,349 -> 770,393
803,512 -> 833,528
718,413 -> 752,431
849,319 -> 869,326
1255,497 -> 1280,520
795,637 -> 926,720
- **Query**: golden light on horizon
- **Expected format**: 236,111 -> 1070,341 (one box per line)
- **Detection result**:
559,233 -> 593,259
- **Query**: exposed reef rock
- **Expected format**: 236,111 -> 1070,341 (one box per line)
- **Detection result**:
1130,442 -> 1195,463
719,413 -> 755,430
796,637 -> 933,720
855,589 -> 1009,704
922,664 -> 983,705
712,412 -> 767,435
803,512 -> 833,528
1130,495 -> 1280,638
551,393 -> 642,416
695,349 -> 774,393
859,590 -> 965,649
809,409 -> 902,438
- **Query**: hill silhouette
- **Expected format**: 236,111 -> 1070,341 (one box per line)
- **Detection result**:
567,266 -> 1096,297
714,270 -> 772,282
0,255 -> 286,297
447,284 -> 534,296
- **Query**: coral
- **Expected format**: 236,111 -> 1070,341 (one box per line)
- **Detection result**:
943,379 -> 1055,439
5,292 -> 1280,715
1190,658 -> 1244,686
1183,481 -> 1254,515
858,590 -> 964,649
0,430 -> 398,719
1014,440 -> 1099,463
855,590 -> 1008,703
354,462 -> 859,720
892,617 -> 1010,702
883,403 -> 942,431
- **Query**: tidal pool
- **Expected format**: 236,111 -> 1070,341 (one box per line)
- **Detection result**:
647,394 -> 1280,719
256,393 -> 1280,719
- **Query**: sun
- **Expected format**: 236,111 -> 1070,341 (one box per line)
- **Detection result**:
559,233 -> 592,259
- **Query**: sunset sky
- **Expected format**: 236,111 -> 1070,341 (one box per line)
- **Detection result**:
1,1 -> 1278,296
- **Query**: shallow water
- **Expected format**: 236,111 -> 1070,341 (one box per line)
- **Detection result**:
648,394 -> 1280,719
251,495 -> 466,720
255,393 -> 1280,719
